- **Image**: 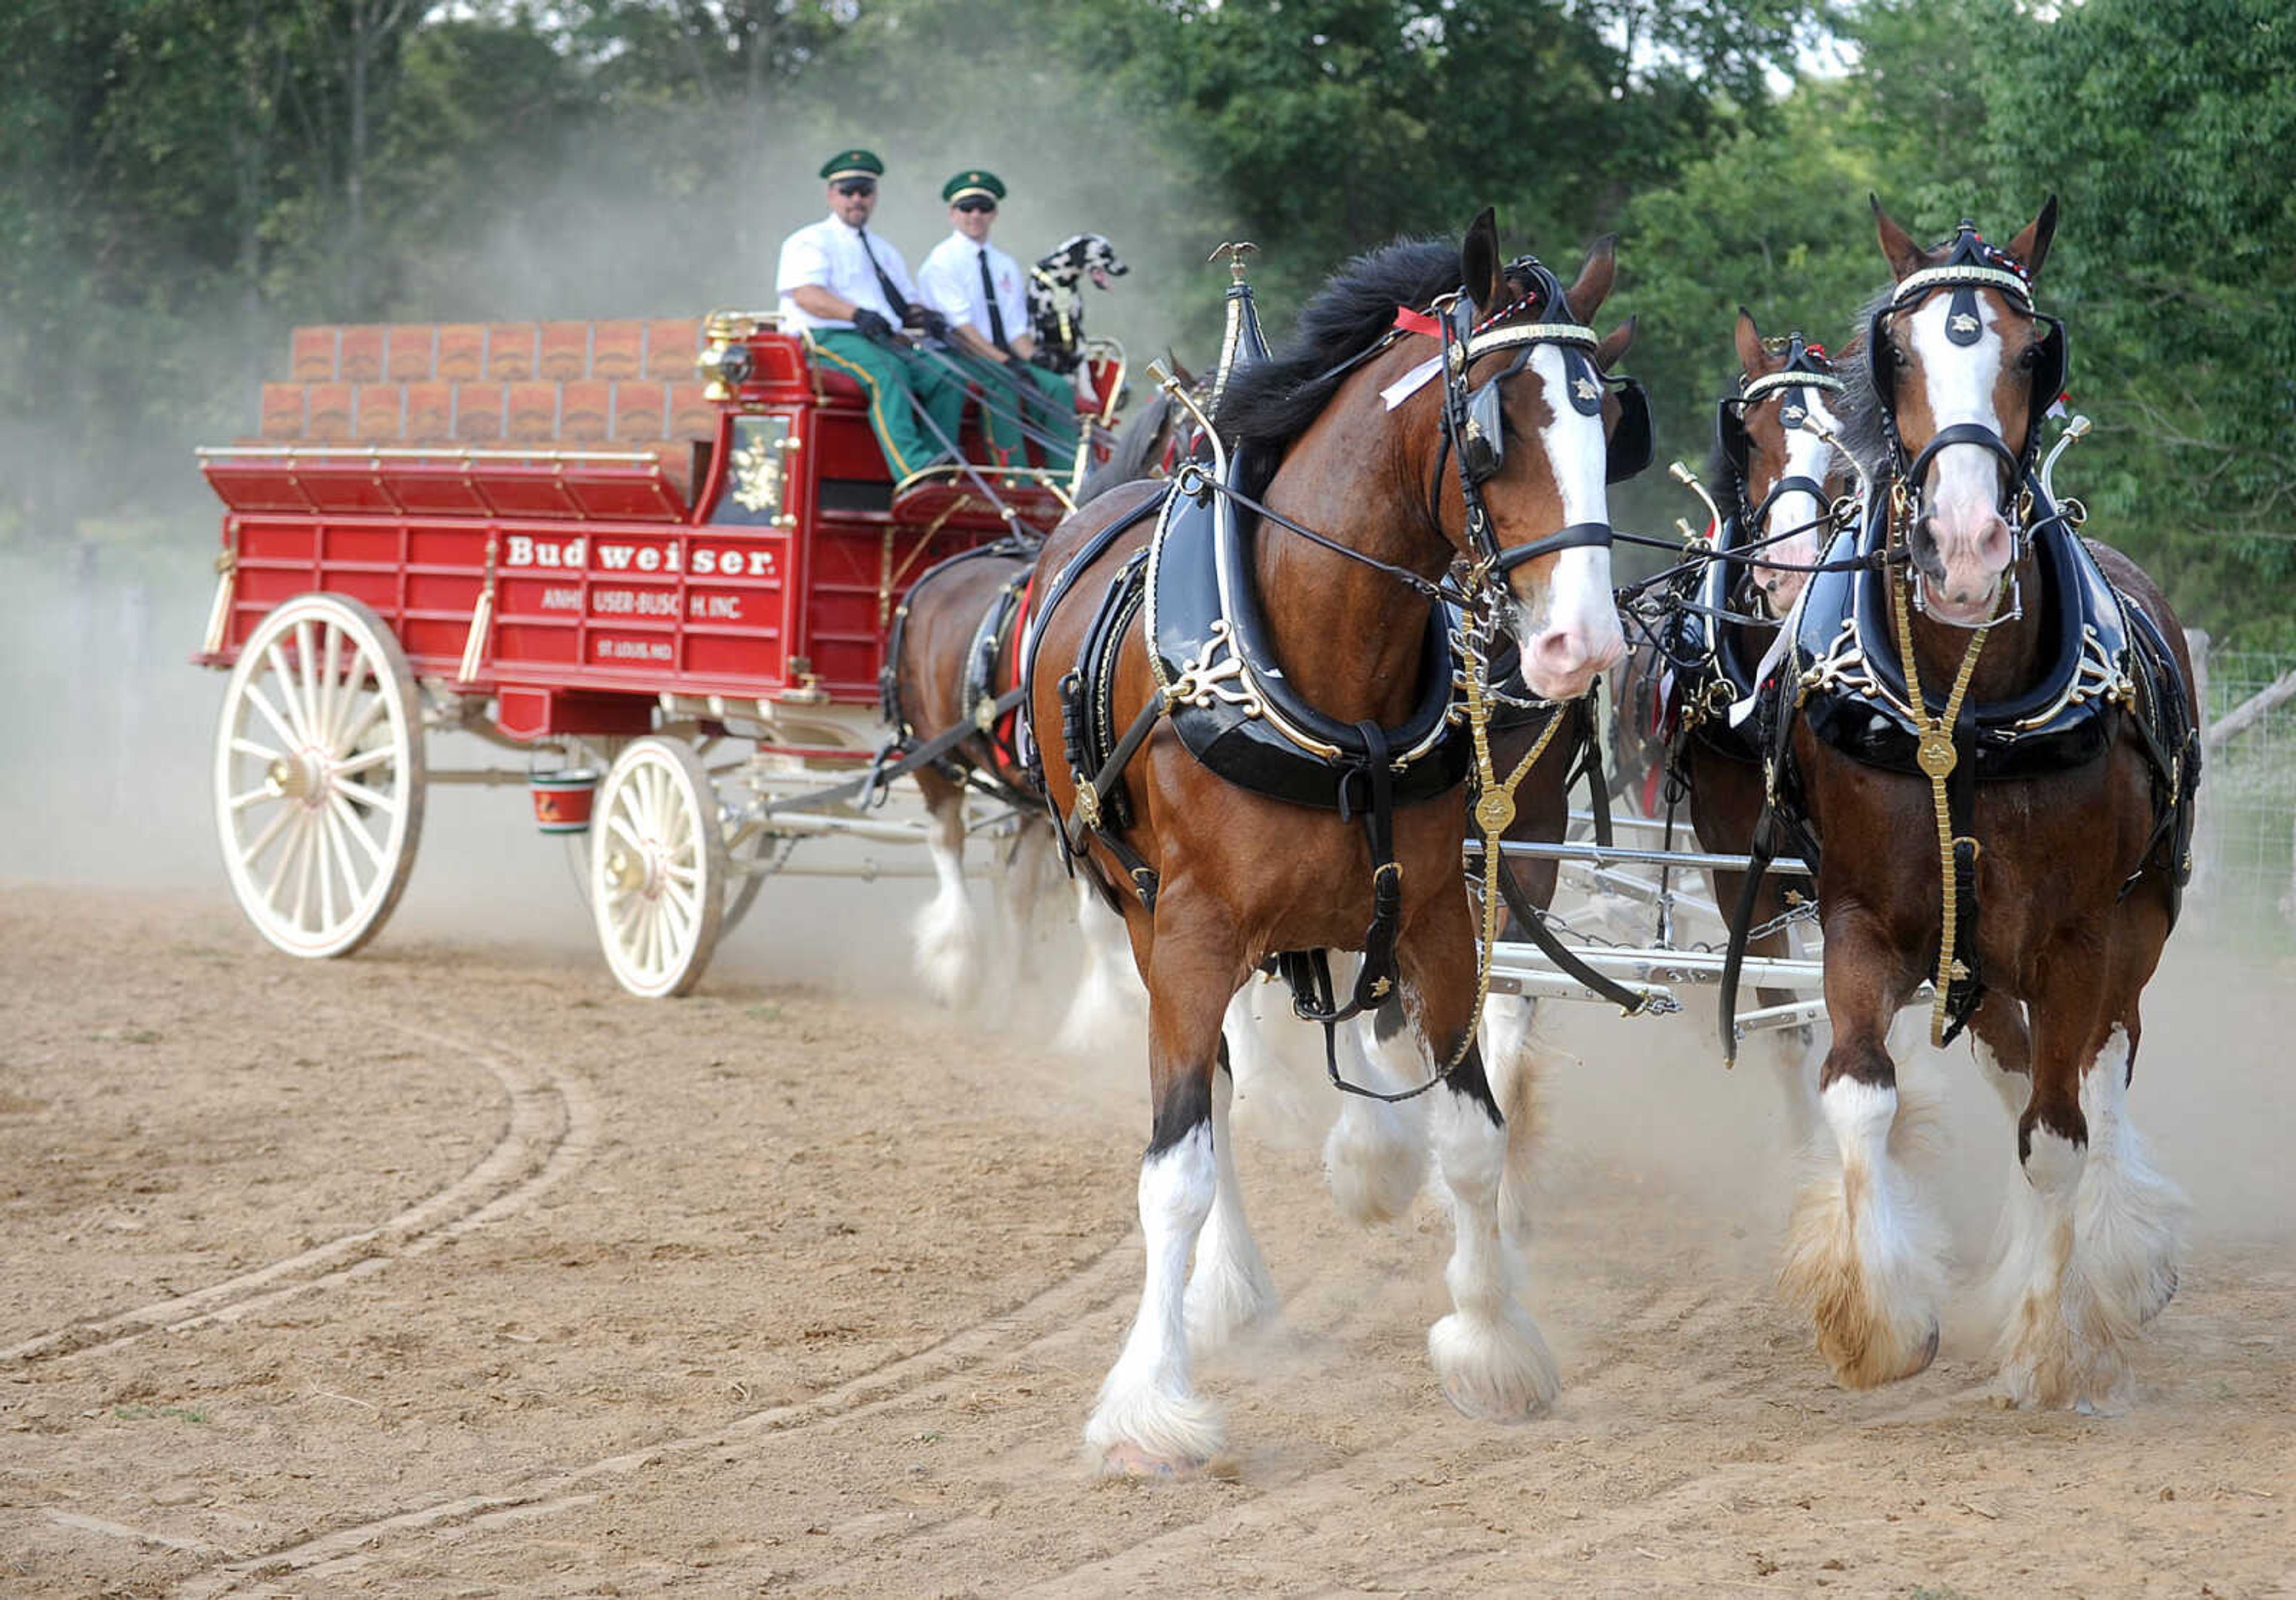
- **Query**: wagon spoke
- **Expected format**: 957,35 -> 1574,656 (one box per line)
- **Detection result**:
329,795 -> 387,868
337,689 -> 387,752
242,682 -> 301,755
295,621 -> 321,753
312,622 -> 338,754
335,778 -> 400,816
660,873 -> 697,921
227,784 -> 274,814
316,819 -> 338,929
322,803 -> 368,902
230,735 -> 283,765
331,746 -> 397,780
291,811 -> 320,928
607,813 -> 645,855
263,645 -> 315,748
239,801 -> 298,873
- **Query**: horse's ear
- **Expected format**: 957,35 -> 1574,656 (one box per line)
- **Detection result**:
2008,194 -> 2059,280
1872,195 -> 1929,282
1567,234 -> 1619,320
1460,207 -> 1503,312
1595,316 -> 1635,373
1735,307 -> 1767,376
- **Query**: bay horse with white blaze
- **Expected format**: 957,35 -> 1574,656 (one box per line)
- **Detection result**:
1621,313 -> 1857,1136
1767,198 -> 2199,1408
1025,212 -> 1636,1473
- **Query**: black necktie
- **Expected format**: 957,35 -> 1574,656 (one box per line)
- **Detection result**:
855,228 -> 910,322
978,249 -> 1010,352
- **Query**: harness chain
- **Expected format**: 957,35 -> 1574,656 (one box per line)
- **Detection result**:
1459,627 -> 1567,1064
1886,489 -> 1998,1048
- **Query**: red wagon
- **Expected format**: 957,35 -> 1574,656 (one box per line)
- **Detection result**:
196,310 -> 1123,994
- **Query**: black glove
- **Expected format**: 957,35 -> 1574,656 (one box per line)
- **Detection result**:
915,308 -> 951,341
849,307 -> 895,344
1003,352 -> 1033,375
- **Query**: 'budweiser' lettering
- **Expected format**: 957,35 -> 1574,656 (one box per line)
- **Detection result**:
502,536 -> 775,578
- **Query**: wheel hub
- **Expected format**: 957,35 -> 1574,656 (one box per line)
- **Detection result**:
265,750 -> 328,805
603,846 -> 654,896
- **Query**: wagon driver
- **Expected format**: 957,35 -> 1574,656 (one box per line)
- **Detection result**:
915,170 -> 1082,473
775,149 -> 966,481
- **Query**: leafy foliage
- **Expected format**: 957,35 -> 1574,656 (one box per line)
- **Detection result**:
0,0 -> 2285,644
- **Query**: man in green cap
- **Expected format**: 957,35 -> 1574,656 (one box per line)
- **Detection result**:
915,169 -> 1082,475
775,148 -> 966,482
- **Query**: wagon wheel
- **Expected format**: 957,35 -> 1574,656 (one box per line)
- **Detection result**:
212,594 -> 426,959
590,736 -> 727,997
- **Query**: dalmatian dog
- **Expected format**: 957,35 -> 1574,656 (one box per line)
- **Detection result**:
1026,234 -> 1128,376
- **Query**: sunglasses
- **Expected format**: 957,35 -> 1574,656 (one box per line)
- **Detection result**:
954,197 -> 998,214
833,179 -> 877,197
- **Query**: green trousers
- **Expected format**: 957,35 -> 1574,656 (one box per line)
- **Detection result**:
955,353 -> 1082,471
808,330 -> 967,481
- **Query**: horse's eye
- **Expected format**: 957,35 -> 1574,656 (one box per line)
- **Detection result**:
2017,344 -> 2039,369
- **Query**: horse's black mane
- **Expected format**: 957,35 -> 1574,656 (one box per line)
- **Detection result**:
1213,237 -> 1463,499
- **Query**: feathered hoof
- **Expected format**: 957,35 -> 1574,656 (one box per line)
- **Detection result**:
909,908 -> 972,1009
1820,1314 -> 1940,1390
1096,1442 -> 1213,1480
1428,1308 -> 1559,1422
1322,1107 -> 1428,1227
1084,1388 -> 1225,1477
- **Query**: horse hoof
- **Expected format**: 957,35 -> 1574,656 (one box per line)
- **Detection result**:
1904,1321 -> 1941,1379
1098,1443 -> 1207,1480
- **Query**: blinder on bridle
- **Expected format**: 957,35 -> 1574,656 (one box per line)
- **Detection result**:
1867,222 -> 2069,493
1714,334 -> 1846,533
1456,326 -> 1652,490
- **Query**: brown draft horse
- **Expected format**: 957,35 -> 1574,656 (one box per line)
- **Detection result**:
1778,198 -> 2192,1408
1614,312 -> 1858,1138
884,391 -> 1193,1040
1025,213 -> 1632,1474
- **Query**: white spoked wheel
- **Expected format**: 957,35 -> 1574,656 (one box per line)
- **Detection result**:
591,736 -> 727,998
213,593 -> 425,958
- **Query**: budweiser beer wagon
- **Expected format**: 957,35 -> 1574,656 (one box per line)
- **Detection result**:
195,310 -> 1122,995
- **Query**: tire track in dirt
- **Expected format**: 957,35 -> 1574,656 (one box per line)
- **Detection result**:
2,1020 -> 596,1366
171,1231 -> 1144,1598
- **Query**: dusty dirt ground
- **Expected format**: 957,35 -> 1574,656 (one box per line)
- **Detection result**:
2,879 -> 2292,1599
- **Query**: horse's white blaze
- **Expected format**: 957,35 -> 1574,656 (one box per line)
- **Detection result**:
1907,294 -> 2014,618
1779,1077 -> 1947,1387
1321,996 -> 1429,1226
1086,1125 -> 1225,1467
909,805 -> 974,1007
1990,1027 -> 2184,1410
1184,1055 -> 1278,1353
1426,1083 -> 1559,1418
1758,391 -> 1845,615
1055,878 -> 1144,1054
1513,345 -> 1623,698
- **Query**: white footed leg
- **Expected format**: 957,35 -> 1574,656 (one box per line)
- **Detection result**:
1425,1081 -> 1558,1419
1057,879 -> 1145,1054
1779,1076 -> 1947,1388
990,819 -> 1058,988
910,801 -> 975,1007
1479,993 -> 1543,1245
1221,981 -> 1319,1145
1086,1126 -> 1226,1471
1184,1057 -> 1278,1352
1321,988 -> 1428,1226
1990,1027 -> 2183,1411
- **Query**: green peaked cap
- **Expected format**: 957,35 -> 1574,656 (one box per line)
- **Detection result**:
819,149 -> 884,181
942,169 -> 1006,203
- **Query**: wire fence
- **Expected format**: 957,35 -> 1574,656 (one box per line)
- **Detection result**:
2197,645 -> 2296,947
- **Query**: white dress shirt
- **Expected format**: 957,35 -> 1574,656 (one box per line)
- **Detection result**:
775,215 -> 920,333
917,232 -> 1030,350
